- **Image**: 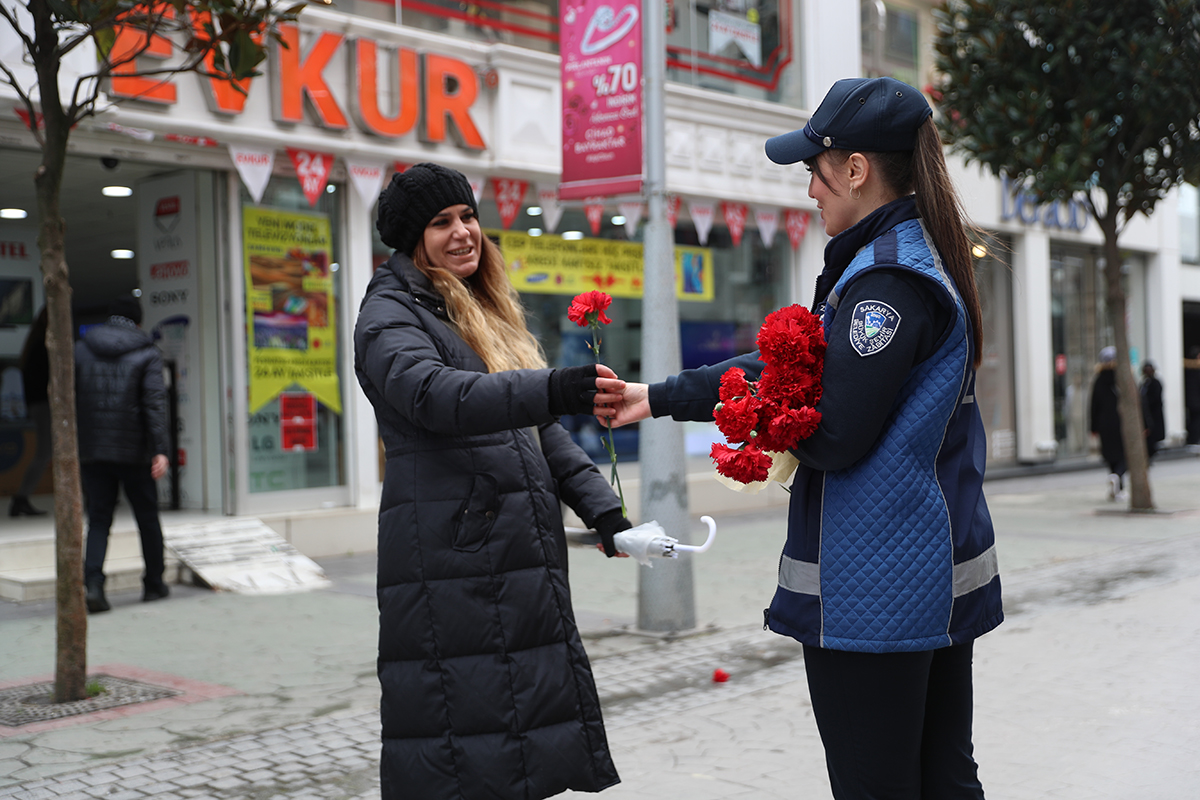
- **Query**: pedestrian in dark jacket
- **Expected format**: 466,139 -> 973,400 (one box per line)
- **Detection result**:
77,294 -> 171,613
1090,346 -> 1125,499
599,78 -> 1001,799
1140,361 -> 1165,459
354,163 -> 630,800
10,306 -> 50,517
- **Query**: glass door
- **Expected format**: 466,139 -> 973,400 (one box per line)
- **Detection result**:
227,174 -> 350,513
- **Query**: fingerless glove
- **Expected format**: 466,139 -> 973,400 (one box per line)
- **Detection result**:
593,508 -> 633,558
547,364 -> 599,416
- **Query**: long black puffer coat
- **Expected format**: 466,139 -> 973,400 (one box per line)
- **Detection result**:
353,254 -> 621,800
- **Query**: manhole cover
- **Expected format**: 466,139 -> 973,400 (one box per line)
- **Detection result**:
0,675 -> 182,727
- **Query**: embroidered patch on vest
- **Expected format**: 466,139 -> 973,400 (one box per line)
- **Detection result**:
848,300 -> 901,357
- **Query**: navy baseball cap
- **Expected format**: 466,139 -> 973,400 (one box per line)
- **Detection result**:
765,77 -> 932,165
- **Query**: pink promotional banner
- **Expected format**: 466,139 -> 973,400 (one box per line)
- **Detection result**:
559,1 -> 644,200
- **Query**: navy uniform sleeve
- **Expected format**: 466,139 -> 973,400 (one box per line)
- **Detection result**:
792,269 -> 950,471
648,351 -> 765,421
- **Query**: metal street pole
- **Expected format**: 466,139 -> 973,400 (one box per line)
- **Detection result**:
637,0 -> 694,632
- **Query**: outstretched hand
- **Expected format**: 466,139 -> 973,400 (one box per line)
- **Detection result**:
594,381 -> 651,428
593,363 -> 626,407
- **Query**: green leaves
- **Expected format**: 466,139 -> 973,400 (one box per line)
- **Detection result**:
933,0 -> 1200,226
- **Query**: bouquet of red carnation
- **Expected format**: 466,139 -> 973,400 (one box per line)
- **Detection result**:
711,305 -> 825,488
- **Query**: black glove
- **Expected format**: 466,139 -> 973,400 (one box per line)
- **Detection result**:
548,364 -> 599,416
593,509 -> 632,558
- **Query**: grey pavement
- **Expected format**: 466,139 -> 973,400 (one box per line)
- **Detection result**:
2,456 -> 1200,798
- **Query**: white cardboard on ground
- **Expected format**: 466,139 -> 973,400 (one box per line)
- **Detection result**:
163,518 -> 332,595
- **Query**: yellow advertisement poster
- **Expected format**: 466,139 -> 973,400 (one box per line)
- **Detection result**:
493,230 -> 714,302
243,207 -> 341,414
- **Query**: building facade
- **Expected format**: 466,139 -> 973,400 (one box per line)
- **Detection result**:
0,0 -> 1192,538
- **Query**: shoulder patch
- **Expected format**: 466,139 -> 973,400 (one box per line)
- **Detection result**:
848,300 -> 901,357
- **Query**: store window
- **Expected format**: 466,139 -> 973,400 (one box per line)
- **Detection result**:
1049,246 -> 1150,459
240,178 -> 346,494
666,0 -> 801,106
1180,183 -> 1199,264
400,0 -> 557,52
861,1 -> 921,87
973,239 -> 1017,465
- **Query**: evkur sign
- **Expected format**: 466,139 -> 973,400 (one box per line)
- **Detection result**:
109,16 -> 486,152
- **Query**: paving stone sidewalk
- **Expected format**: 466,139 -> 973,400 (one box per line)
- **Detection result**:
5,526 -> 1200,800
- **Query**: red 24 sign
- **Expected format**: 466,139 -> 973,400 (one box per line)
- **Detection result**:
287,148 -> 334,207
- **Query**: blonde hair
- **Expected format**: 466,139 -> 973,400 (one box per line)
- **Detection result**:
412,235 -> 546,372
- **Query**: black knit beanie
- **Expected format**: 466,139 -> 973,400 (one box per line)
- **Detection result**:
376,163 -> 478,256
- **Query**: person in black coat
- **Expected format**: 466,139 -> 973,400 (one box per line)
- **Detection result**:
1140,361 -> 1165,459
76,294 -> 172,612
354,163 -> 630,800
10,306 -> 50,517
1089,346 -> 1125,499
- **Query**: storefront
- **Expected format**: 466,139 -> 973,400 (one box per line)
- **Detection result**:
958,167 -> 1187,465
2,0 -> 1187,534
0,2 -> 845,523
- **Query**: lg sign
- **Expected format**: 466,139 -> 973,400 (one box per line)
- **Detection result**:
109,18 -> 486,151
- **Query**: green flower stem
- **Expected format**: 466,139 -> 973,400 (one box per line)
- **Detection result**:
591,323 -> 626,517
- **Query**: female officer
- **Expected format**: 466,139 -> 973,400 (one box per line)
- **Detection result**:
354,163 -> 629,799
599,78 -> 1003,799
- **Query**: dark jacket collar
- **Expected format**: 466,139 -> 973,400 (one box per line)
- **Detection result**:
812,195 -> 919,310
385,253 -> 449,318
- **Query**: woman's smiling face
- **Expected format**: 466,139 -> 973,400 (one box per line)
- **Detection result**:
805,153 -> 856,238
423,204 -> 481,278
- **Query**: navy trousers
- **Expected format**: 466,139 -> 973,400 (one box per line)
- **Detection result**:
803,641 -> 985,800
82,461 -> 166,591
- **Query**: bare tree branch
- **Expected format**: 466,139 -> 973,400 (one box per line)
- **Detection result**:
0,1 -> 35,54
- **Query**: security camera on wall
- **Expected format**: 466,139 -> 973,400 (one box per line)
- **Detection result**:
100,157 -> 119,170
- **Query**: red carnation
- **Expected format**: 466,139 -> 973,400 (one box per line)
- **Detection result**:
567,290 -> 613,328
719,368 -> 752,403
758,306 -> 825,371
713,394 -> 760,444
766,405 -> 822,446
710,443 -> 773,484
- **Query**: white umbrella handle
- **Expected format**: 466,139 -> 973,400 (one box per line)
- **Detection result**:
672,515 -> 716,554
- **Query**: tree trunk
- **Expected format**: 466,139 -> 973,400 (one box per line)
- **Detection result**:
1098,213 -> 1153,511
30,0 -> 88,703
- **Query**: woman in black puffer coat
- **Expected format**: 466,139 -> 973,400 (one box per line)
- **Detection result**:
354,163 -> 629,800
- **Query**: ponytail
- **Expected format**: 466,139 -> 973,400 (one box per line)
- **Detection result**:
909,119 -> 984,368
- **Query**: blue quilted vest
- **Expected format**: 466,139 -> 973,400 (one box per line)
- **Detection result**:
765,217 -> 1003,652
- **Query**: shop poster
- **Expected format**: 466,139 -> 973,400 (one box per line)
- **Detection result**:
243,207 -> 340,414
495,230 -> 713,302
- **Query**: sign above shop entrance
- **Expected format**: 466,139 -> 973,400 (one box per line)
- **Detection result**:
108,21 -> 486,151
1000,175 -> 1088,233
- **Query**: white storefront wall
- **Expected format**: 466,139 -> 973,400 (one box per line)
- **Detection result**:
0,3 -> 1190,521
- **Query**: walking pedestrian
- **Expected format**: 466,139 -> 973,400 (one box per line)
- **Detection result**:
1140,361 -> 1165,460
354,163 -> 630,800
1090,346 -> 1125,499
76,294 -> 172,612
9,306 -> 50,517
598,77 -> 1002,800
